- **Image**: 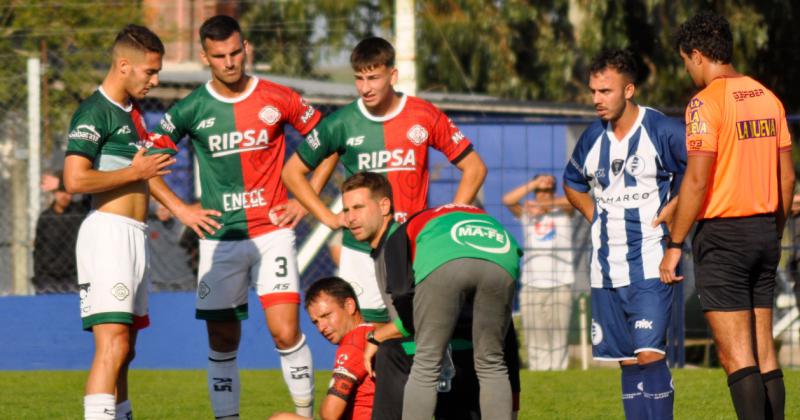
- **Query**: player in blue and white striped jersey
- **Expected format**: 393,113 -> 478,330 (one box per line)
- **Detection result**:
564,49 -> 686,420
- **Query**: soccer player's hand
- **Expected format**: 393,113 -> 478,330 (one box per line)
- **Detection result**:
324,211 -> 346,231
173,202 -> 222,239
131,148 -> 174,180
364,342 -> 378,378
270,199 -> 307,229
652,198 -> 678,229
659,248 -> 684,284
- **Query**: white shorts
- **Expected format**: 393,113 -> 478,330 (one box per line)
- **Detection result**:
76,211 -> 150,331
338,246 -> 388,322
197,228 -> 300,321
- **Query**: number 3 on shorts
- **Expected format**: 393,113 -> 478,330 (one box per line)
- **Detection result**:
275,256 -> 287,277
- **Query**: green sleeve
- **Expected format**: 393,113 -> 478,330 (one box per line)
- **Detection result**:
295,118 -> 339,170
65,105 -> 107,160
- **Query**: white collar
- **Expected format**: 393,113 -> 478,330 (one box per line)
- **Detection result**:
356,93 -> 408,122
205,76 -> 259,103
98,86 -> 132,112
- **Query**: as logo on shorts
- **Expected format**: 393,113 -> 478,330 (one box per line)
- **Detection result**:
79,283 -> 91,314
591,319 -> 603,345
111,283 -> 130,301
198,281 -> 211,299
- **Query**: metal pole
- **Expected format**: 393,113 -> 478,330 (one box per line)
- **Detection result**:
579,294 -> 589,370
28,58 -> 41,253
394,0 -> 416,96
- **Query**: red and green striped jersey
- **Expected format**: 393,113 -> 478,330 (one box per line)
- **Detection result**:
152,77 -> 320,240
66,87 -> 177,170
296,95 -> 473,252
404,205 -> 522,282
372,205 -> 522,335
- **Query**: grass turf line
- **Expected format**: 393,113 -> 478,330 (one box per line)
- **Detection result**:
0,369 -> 797,419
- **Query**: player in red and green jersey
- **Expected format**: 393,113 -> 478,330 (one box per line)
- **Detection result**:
148,16 -> 335,419
283,37 -> 487,323
63,25 -> 176,420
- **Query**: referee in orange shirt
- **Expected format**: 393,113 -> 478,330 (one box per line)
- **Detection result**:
660,12 -> 794,420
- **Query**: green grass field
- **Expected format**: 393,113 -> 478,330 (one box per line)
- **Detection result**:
1,368 -> 797,419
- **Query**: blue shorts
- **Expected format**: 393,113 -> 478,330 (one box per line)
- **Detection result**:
590,279 -> 673,361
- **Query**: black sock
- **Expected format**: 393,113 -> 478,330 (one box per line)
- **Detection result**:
727,366 -> 765,420
762,369 -> 785,420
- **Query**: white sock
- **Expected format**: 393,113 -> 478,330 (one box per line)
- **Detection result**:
208,349 -> 240,419
277,334 -> 314,417
114,400 -> 132,420
84,393 -> 115,420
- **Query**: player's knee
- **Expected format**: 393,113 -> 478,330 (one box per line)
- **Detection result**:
272,326 -> 301,350
207,325 -> 240,352
636,351 -> 664,365
97,334 -> 131,366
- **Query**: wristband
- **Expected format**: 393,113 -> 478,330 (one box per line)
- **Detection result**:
667,240 -> 683,249
366,330 -> 381,346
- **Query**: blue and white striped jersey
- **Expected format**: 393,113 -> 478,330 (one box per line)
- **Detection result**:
563,106 -> 686,288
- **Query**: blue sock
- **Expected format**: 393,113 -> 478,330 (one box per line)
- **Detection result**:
621,364 -> 647,420
640,358 -> 674,420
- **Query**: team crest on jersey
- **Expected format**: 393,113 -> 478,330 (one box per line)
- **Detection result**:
111,283 -> 130,301
625,155 -> 645,176
259,106 -> 281,125
406,124 -> 429,146
611,159 -> 624,176
198,281 -> 211,299
116,125 -> 131,135
591,319 -> 603,345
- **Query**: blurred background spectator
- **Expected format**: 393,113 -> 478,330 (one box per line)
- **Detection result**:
32,171 -> 88,294
147,200 -> 197,292
503,174 -> 575,370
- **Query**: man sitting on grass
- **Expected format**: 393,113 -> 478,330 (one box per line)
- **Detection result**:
271,277 -> 375,420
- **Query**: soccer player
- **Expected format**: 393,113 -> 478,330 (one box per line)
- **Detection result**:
341,172 -> 522,420
661,12 -> 793,420
270,277 -> 375,420
563,49 -> 685,420
149,15 -> 335,419
282,36 -> 487,325
63,24 -> 175,420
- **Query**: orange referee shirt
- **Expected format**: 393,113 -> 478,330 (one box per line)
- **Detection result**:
685,76 -> 792,220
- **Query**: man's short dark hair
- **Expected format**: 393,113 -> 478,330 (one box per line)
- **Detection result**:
200,15 -> 242,46
350,37 -> 395,72
342,171 -> 393,201
589,48 -> 639,83
113,24 -> 164,56
674,11 -> 733,64
305,277 -> 360,310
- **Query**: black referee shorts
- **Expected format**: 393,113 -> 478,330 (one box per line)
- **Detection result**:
693,213 -> 780,311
